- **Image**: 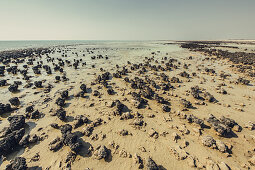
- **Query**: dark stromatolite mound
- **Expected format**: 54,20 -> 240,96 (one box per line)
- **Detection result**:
8,83 -> 19,93
0,103 -> 12,114
56,97 -> 65,107
25,106 -> 34,113
236,77 -> 250,85
0,128 -> 25,156
26,110 -> 43,119
6,156 -> 27,170
61,90 -> 69,99
80,84 -> 87,92
34,81 -> 43,88
186,114 -> 204,127
0,79 -> 7,86
60,124 -> 81,153
73,115 -> 88,129
203,92 -> 215,102
146,157 -> 159,170
180,99 -> 192,108
190,86 -> 201,99
56,108 -> 66,121
9,97 -> 20,106
162,105 -> 171,112
8,115 -> 26,131
207,114 -> 240,137
62,132 -> 82,152
107,88 -> 115,95
179,71 -> 189,78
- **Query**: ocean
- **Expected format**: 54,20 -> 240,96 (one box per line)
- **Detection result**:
0,40 -> 154,51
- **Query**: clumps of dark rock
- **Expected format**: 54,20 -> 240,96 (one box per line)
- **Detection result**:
19,134 -> 38,147
49,137 -> 63,152
80,84 -> 87,92
60,124 -> 82,153
180,99 -> 192,108
107,88 -> 115,95
111,100 -> 125,115
236,77 -> 250,85
0,103 -> 12,114
8,83 -> 19,93
170,77 -> 180,83
0,115 -> 26,156
73,115 -> 88,128
56,108 -> 66,121
91,118 -> 103,127
9,97 -> 20,106
218,88 -> 227,94
55,97 -> 65,107
203,92 -> 216,102
0,79 -> 7,86
131,92 -> 148,108
162,105 -> 171,112
186,114 -> 204,127
118,129 -> 129,136
50,123 -> 59,129
61,90 -> 69,99
207,114 -> 240,137
65,151 -> 77,166
146,157 -> 159,170
132,118 -> 145,128
25,106 -> 34,113
62,132 -> 82,153
34,81 -> 43,88
26,110 -> 43,119
161,83 -> 172,91
205,67 -> 216,74
6,157 -> 27,170
95,72 -> 111,87
93,90 -> 100,96
190,86 -> 201,99
8,115 -> 26,131
83,126 -> 94,136
0,128 -> 25,156
179,71 -> 189,78
32,66 -> 41,74
55,76 -> 61,81
93,145 -> 109,160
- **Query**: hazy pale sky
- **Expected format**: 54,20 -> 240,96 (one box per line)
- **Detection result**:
0,0 -> 254,40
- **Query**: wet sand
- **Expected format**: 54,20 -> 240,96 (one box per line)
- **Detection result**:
0,41 -> 254,170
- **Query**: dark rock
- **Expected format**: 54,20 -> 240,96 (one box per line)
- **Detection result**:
56,108 -> 66,121
80,84 -> 87,92
8,115 -> 25,131
34,81 -> 42,88
25,106 -> 34,113
0,103 -> 12,114
55,97 -> 65,107
8,84 -> 19,93
146,157 -> 159,170
9,97 -> 20,106
61,90 -> 69,99
6,157 -> 27,170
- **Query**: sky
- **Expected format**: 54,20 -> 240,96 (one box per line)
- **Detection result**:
0,0 -> 254,40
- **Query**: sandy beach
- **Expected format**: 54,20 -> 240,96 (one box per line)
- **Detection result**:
0,41 -> 254,170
